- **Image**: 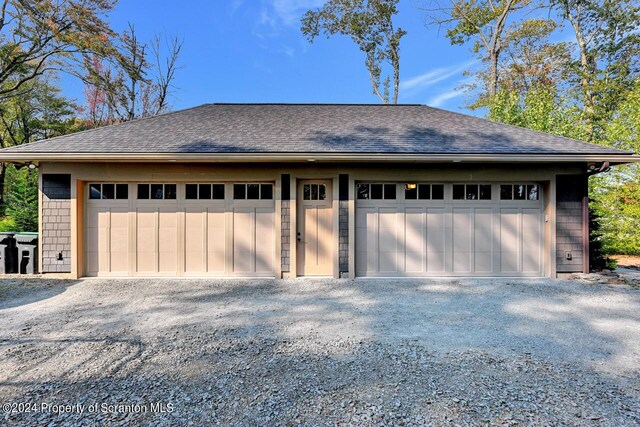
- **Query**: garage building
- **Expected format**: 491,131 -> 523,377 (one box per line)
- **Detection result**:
0,104 -> 635,278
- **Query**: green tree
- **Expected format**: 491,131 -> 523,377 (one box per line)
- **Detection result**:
591,177 -> 640,255
551,0 -> 640,141
0,0 -> 118,100
3,163 -> 37,232
301,0 -> 406,104
0,74 -> 76,207
426,0 -> 535,103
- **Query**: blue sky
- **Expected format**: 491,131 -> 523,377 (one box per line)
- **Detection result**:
63,0 -> 486,113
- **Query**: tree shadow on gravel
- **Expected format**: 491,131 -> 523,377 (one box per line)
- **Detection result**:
39,278 -> 640,378
1,329 -> 639,427
0,278 -> 79,310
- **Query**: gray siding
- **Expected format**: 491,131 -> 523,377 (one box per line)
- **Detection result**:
281,200 -> 290,274
339,200 -> 349,273
556,175 -> 588,273
41,174 -> 71,273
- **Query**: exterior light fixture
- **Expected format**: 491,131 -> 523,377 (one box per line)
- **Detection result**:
405,183 -> 417,190
28,163 -> 36,169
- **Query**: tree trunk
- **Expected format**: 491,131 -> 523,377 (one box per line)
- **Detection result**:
566,1 -> 597,140
392,54 -> 400,104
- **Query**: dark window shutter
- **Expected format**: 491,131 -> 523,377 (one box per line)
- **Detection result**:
339,174 -> 349,201
281,174 -> 290,201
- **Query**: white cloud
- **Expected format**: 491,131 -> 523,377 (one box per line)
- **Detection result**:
270,0 -> 324,26
400,59 -> 478,95
427,89 -> 465,108
229,0 -> 246,16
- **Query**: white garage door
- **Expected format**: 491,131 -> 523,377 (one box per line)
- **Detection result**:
85,182 -> 275,277
356,183 -> 543,277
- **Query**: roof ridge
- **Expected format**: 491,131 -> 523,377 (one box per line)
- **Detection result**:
211,103 -> 422,106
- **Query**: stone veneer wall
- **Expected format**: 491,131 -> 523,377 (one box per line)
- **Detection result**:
556,175 -> 588,273
281,200 -> 290,273
41,174 -> 72,273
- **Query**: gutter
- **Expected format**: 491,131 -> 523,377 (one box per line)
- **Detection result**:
0,152 -> 638,164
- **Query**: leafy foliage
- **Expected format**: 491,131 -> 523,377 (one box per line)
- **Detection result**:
0,0 -> 117,100
301,0 -> 405,103
588,206 -> 617,270
4,164 -> 37,232
591,175 -> 640,255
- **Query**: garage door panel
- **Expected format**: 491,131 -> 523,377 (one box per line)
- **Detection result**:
405,209 -> 425,255
136,210 -> 157,273
474,209 -> 494,273
158,211 -> 178,273
109,209 -> 130,273
206,209 -> 226,273
233,209 -> 253,273
86,206 -> 130,276
452,209 -> 472,253
185,210 -> 206,273
452,209 -> 473,272
522,208 -> 542,273
499,209 -> 519,273
232,207 -> 275,275
255,208 -> 275,273
405,251 -> 424,273
426,251 -> 446,273
426,209 -> 446,254
474,251 -> 493,273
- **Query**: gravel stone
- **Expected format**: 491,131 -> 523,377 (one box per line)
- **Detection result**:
0,276 -> 639,426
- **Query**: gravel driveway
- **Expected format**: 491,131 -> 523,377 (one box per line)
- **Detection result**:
1,277 -> 639,426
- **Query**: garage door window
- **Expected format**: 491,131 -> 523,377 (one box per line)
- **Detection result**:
303,183 -> 327,200
233,183 -> 273,200
186,183 -> 225,200
137,183 -> 177,200
405,184 -> 444,200
500,184 -> 539,200
453,184 -> 491,200
89,183 -> 128,200
357,183 -> 396,200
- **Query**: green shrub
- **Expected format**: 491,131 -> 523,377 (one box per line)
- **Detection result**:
0,216 -> 17,232
3,164 -> 38,232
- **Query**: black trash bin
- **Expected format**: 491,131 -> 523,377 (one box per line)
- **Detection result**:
0,232 -> 17,274
15,232 -> 38,274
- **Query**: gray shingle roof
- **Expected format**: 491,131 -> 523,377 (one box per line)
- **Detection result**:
0,103 -> 631,155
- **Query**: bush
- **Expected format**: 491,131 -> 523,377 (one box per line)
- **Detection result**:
0,216 -> 17,232
589,207 -> 616,271
590,171 -> 640,255
3,164 -> 38,232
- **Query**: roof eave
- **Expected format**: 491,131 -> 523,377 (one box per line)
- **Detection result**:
1,152 -> 637,164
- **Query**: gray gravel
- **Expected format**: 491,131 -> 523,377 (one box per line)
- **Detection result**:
1,276 -> 639,426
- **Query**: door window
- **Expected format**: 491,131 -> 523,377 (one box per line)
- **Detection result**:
357,183 -> 396,200
500,184 -> 539,200
185,184 -> 225,200
452,184 -> 491,200
137,184 -> 177,200
303,183 -> 327,200
89,183 -> 129,200
405,184 -> 445,200
233,183 -> 273,200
